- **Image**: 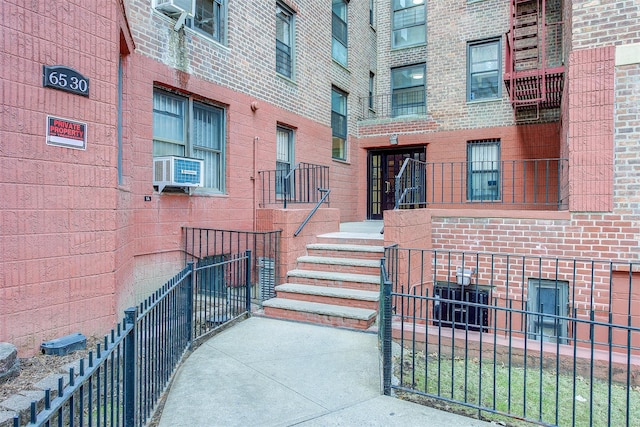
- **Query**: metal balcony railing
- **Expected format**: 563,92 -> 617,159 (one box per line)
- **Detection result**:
359,89 -> 427,121
395,157 -> 568,210
258,162 -> 330,208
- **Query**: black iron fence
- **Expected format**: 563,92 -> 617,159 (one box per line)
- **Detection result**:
183,228 -> 281,304
380,246 -> 640,426
394,157 -> 568,210
258,162 -> 330,208
17,253 -> 252,426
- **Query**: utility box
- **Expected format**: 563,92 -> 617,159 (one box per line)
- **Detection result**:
456,267 -> 475,286
41,333 -> 86,356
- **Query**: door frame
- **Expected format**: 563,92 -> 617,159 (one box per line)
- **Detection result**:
367,146 -> 426,220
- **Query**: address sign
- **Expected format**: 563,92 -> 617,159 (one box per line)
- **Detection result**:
43,65 -> 90,97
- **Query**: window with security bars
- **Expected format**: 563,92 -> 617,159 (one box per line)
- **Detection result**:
276,2 -> 294,78
391,64 -> 426,117
392,0 -> 426,48
189,0 -> 225,43
332,0 -> 348,66
331,87 -> 347,160
276,126 -> 294,198
467,139 -> 500,201
153,89 -> 226,192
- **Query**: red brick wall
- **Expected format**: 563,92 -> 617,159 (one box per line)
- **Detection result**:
565,46 -> 615,212
359,123 -> 560,162
570,0 -> 640,49
125,52 -> 335,298
1,1 -> 121,354
256,207 -> 340,282
429,210 -> 637,322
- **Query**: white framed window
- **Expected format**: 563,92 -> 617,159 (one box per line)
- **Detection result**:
332,0 -> 348,66
391,64 -> 426,117
276,126 -> 294,197
392,0 -> 426,49
467,139 -> 500,201
276,2 -> 295,78
153,89 -> 226,192
189,0 -> 226,43
331,87 -> 347,160
467,38 -> 501,101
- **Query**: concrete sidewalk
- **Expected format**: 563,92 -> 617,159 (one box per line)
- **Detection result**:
158,317 -> 492,427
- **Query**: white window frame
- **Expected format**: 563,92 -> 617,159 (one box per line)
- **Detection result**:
467,139 -> 500,201
153,88 -> 226,193
189,0 -> 226,44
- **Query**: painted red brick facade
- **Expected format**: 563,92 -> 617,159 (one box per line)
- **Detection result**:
1,0 -> 639,356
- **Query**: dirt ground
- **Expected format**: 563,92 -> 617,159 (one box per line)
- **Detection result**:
0,339 -> 97,402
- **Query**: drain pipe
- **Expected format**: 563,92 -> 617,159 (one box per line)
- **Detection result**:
252,136 -> 259,230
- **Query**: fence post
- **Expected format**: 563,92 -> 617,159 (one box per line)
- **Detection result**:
382,268 -> 393,396
124,307 -> 137,427
186,262 -> 194,343
245,250 -> 252,313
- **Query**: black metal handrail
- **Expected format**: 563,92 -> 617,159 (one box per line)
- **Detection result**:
258,162 -> 330,208
394,157 -> 568,210
293,188 -> 331,237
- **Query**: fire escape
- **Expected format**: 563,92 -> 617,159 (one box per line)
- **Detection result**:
504,0 -> 564,120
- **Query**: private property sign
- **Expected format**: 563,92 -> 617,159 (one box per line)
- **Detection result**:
46,116 -> 87,150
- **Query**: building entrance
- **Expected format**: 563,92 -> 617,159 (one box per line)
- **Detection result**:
367,147 -> 425,220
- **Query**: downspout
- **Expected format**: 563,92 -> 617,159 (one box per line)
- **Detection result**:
252,136 -> 259,231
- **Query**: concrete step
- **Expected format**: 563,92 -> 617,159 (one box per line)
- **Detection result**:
306,243 -> 384,261
262,298 -> 377,330
275,283 -> 379,310
296,255 -> 380,275
286,269 -> 380,292
316,235 -> 383,246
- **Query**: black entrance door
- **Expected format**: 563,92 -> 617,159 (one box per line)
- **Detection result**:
367,147 -> 426,220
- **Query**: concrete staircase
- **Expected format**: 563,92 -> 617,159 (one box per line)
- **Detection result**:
262,225 -> 384,330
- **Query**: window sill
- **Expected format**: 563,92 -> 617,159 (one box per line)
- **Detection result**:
332,59 -> 350,73
276,73 -> 297,86
466,97 -> 502,105
332,157 -> 351,165
390,42 -> 427,52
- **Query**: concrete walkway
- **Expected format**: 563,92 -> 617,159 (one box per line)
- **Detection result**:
158,317 -> 492,427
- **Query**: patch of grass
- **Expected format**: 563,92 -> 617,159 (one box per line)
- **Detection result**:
396,351 -> 640,426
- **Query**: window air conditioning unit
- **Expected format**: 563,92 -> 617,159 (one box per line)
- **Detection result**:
153,156 -> 204,194
155,0 -> 195,17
